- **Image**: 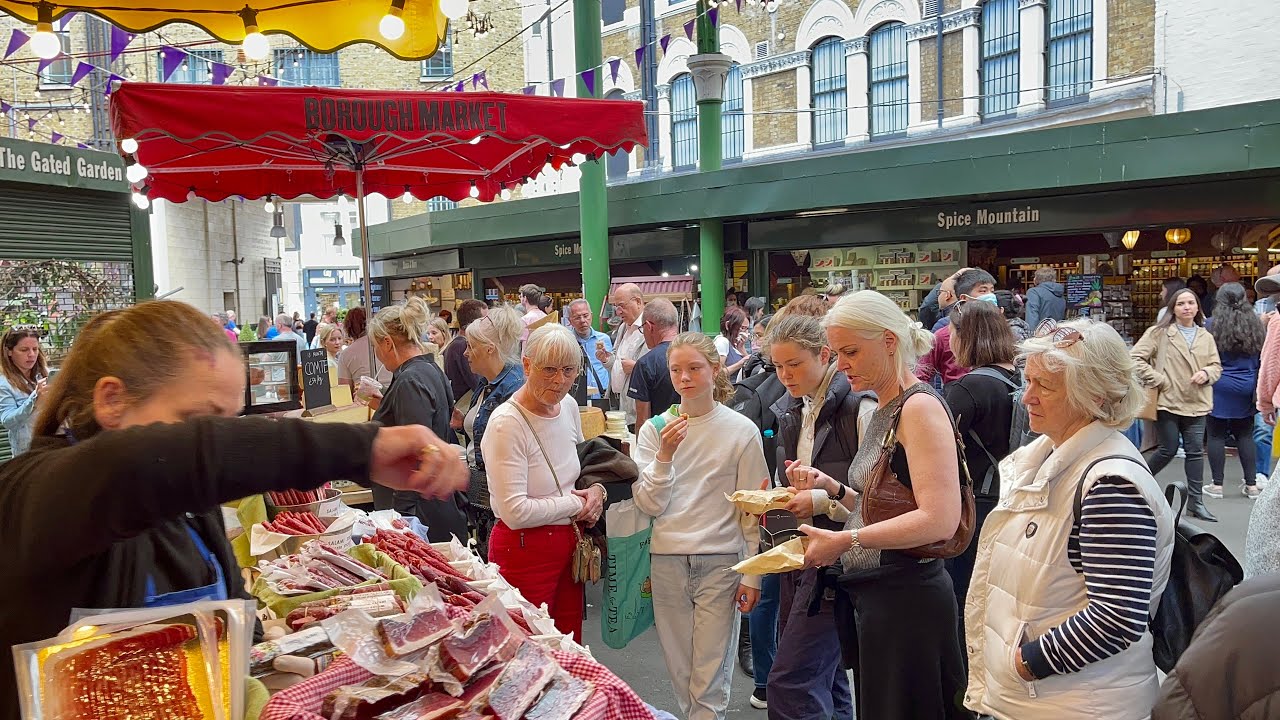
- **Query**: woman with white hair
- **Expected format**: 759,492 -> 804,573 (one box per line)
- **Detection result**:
787,290 -> 973,719
461,305 -> 523,560
964,319 -> 1175,720
480,323 -> 605,641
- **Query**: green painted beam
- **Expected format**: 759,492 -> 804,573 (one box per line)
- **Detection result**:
368,100 -> 1280,258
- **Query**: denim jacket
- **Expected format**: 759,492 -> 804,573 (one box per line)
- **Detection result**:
0,375 -> 37,457
468,363 -> 525,470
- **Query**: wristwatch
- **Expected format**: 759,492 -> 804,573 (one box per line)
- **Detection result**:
848,528 -> 861,550
833,483 -> 848,501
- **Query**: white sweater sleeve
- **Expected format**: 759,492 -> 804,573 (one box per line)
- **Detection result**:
632,420 -> 675,518
735,433 -> 767,589
481,412 -> 584,529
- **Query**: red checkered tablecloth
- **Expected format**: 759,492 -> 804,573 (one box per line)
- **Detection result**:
260,649 -> 653,720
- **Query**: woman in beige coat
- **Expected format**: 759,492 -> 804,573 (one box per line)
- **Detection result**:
1131,288 -> 1222,521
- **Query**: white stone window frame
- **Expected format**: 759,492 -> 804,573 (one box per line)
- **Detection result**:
602,59 -> 642,177
655,36 -> 697,171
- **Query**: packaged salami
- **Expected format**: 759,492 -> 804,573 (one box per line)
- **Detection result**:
14,599 -> 253,720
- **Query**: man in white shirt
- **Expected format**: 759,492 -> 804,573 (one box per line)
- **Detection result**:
272,313 -> 307,357
519,284 -> 547,341
598,283 -> 647,429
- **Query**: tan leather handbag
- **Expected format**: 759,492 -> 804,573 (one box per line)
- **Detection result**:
860,386 -> 976,560
511,401 -> 602,584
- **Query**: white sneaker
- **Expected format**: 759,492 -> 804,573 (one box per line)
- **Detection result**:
1258,473 -> 1270,490
1205,484 -> 1224,499
1244,484 -> 1263,499
1176,448 -> 1186,459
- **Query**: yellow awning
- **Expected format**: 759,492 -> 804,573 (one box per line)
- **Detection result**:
0,0 -> 449,61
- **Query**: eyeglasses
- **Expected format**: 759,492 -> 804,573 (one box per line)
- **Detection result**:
538,365 -> 580,379
1033,319 -> 1085,348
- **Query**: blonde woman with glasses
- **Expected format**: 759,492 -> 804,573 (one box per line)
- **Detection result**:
480,323 -> 604,641
964,319 -> 1175,720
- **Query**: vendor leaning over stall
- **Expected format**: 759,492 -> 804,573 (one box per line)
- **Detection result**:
0,300 -> 468,720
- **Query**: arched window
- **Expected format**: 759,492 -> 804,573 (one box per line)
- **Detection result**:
1047,0 -> 1092,104
981,0 -> 1020,118
604,90 -> 631,181
868,22 -> 907,137
722,64 -> 744,162
810,37 -> 847,146
670,73 -> 698,169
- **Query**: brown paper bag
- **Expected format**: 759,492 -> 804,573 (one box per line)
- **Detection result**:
732,537 -> 808,575
725,488 -> 794,515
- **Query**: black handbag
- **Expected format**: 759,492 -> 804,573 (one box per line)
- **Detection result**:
1073,465 -> 1243,672
467,465 -> 490,510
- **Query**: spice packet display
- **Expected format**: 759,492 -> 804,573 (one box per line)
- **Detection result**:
15,601 -> 248,720
732,536 -> 809,575
253,543 -> 423,619
725,488 -> 795,515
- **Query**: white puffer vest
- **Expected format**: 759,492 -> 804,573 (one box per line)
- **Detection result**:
964,422 -> 1174,720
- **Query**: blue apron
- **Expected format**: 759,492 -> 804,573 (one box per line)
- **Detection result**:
142,522 -> 229,608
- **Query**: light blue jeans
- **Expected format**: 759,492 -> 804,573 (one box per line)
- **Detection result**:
650,553 -> 743,720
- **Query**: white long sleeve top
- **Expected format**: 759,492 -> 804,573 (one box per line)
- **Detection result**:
632,403 -> 767,588
481,396 -> 585,529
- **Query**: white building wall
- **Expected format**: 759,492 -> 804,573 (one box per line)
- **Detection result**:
1155,0 -> 1280,113
149,197 -> 275,320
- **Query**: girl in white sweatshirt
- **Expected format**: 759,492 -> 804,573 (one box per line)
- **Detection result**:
633,332 -> 769,720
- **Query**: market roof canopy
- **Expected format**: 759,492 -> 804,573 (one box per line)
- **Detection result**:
109,83 -> 648,203
0,0 -> 447,60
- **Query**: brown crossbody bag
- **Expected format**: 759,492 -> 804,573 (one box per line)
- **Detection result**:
860,384 -> 976,559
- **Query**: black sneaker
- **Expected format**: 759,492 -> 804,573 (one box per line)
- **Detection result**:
750,688 -> 767,709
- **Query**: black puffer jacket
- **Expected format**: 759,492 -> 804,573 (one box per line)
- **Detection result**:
1152,572 -> 1280,720
771,369 -> 872,531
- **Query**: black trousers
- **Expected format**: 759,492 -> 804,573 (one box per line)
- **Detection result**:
1207,415 -> 1259,486
834,559 -> 975,720
1145,410 -> 1207,488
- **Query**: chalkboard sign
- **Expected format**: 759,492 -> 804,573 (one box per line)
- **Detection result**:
301,348 -> 332,409
369,277 -> 389,315
1065,274 -> 1103,309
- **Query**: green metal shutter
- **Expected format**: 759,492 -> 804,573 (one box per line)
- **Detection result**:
0,183 -> 134,261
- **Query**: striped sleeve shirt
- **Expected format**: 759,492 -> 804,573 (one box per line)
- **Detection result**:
1020,475 -> 1159,679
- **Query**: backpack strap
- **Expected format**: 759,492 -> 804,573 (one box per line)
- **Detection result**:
1070,454 -> 1152,525
967,425 -> 1001,496
968,366 -> 1020,391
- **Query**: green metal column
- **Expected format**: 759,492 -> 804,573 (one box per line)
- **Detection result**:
695,0 -> 725,334
130,204 -> 154,301
573,0 -> 610,325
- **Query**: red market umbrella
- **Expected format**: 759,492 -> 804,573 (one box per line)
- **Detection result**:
109,83 -> 647,204
109,83 -> 647,364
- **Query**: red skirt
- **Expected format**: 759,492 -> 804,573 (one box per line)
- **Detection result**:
488,521 -> 584,642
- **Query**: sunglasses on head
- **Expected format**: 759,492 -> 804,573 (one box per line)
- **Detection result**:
1033,319 -> 1085,348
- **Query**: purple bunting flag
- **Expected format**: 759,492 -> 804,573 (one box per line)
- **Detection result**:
211,62 -> 234,86
683,19 -> 695,40
580,68 -> 596,96
522,85 -> 536,95
108,25 -> 133,64
550,78 -> 565,97
103,72 -> 125,97
51,132 -> 62,144
0,102 -> 11,114
5,29 -> 29,59
70,62 -> 93,86
709,8 -> 719,25
159,46 -> 185,82
36,56 -> 58,75
76,143 -> 88,149
736,0 -> 742,12
478,71 -> 488,90
635,46 -> 645,69
26,118 -> 36,131
471,73 -> 480,89
454,81 -> 464,92
609,58 -> 622,83
257,76 -> 278,86
58,12 -> 76,29
660,34 -> 671,55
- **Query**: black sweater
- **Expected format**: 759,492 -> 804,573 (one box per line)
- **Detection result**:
0,416 -> 378,720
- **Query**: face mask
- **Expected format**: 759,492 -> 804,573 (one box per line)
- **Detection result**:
974,293 -> 999,306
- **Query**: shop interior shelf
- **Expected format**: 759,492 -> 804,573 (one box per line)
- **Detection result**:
874,262 -> 958,269
810,266 -> 864,272
250,360 -> 292,367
